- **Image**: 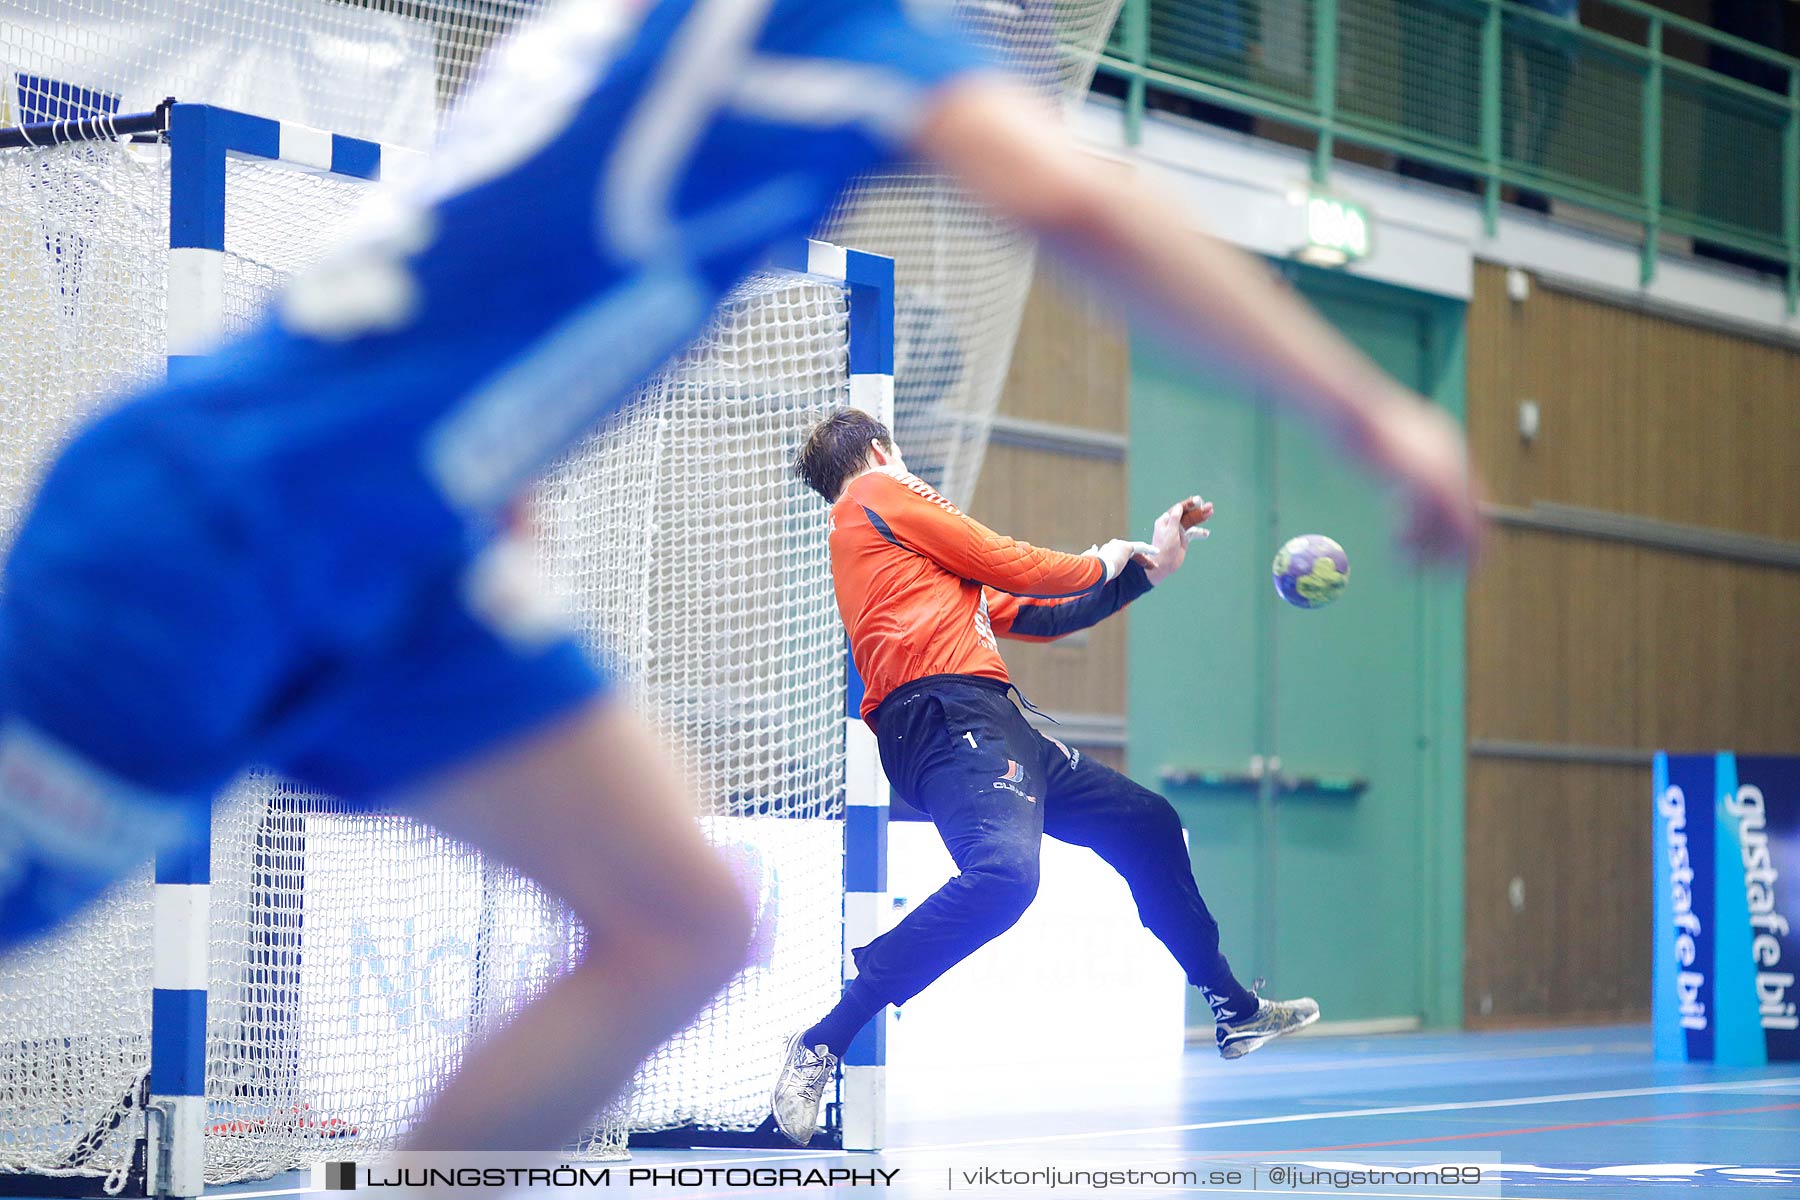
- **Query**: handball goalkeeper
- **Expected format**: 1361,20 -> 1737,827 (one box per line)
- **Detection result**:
771,413 -> 1318,1146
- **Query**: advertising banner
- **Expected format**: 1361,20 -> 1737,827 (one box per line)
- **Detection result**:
1654,753 -> 1799,1063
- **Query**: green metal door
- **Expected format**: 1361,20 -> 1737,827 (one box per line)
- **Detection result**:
1266,276 -> 1433,1024
1129,329 -> 1266,1031
1128,265 -> 1466,1031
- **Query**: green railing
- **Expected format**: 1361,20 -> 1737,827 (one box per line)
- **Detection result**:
1096,0 -> 1800,309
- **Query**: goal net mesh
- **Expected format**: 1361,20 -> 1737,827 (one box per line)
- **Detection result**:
0,134 -> 849,1187
3,0 -> 1126,509
821,0 -> 1126,504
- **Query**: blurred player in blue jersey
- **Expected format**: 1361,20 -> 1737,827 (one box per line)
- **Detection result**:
0,0 -> 1479,1151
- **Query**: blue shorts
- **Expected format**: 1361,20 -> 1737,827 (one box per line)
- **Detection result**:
0,411 -> 606,948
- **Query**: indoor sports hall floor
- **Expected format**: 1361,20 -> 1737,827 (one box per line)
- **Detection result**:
159,1024 -> 1800,1200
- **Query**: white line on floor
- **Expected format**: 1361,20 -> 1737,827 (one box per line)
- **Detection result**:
889,1073 -> 1800,1152
1184,1041 -> 1651,1078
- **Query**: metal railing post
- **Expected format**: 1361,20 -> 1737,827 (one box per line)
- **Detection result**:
1126,0 -> 1148,146
1480,0 -> 1504,235
1091,0 -> 1800,271
1785,66 -> 1799,315
1312,0 -> 1339,184
1641,16 -> 1663,287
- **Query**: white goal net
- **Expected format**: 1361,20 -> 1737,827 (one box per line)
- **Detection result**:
822,0 -> 1126,504
2,0 -> 1127,512
0,130 -> 851,1188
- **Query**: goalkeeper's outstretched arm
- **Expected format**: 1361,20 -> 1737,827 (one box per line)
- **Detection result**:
985,569 -> 1149,642
985,492 -> 1212,640
910,78 -> 1481,564
842,465 -> 1155,596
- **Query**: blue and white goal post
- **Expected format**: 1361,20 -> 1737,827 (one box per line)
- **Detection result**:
159,102 -> 423,371
625,238 -> 896,1155
142,101 -> 419,1200
782,239 -> 898,1154
0,98 -> 416,1199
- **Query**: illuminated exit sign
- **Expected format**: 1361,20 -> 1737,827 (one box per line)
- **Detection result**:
1291,191 -> 1371,266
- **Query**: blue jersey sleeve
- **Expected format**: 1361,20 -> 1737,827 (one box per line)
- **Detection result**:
749,0 -> 995,152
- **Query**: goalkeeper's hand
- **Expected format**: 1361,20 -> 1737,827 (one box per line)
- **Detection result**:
1088,538 -> 1160,582
1143,494 -> 1212,586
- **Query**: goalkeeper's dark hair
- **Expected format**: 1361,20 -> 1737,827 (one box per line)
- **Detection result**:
794,409 -> 895,502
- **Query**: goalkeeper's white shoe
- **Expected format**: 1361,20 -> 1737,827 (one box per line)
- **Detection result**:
1215,989 -> 1320,1060
771,1030 -> 837,1146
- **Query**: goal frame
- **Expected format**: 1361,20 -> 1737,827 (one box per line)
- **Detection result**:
0,99 -> 894,1196
622,239 -> 897,1157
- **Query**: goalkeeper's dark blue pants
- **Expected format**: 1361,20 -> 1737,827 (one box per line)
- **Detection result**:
855,673 -> 1257,1021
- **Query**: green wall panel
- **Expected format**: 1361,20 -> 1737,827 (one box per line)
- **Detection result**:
1128,264 -> 1466,1031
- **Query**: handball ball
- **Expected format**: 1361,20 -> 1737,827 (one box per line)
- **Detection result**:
1272,534 -> 1350,609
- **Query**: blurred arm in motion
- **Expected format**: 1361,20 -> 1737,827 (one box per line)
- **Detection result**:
911,78 -> 1481,564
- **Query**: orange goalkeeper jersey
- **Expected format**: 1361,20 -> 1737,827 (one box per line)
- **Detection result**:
830,469 -> 1154,725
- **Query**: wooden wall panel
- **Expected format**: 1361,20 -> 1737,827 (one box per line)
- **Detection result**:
1468,527 -> 1800,754
968,445 -> 1129,717
964,266 -> 1130,757
1465,759 -> 1653,1024
969,445 -> 1128,557
1465,259 -> 1800,1025
995,261 -> 1128,430
1468,262 -> 1800,541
